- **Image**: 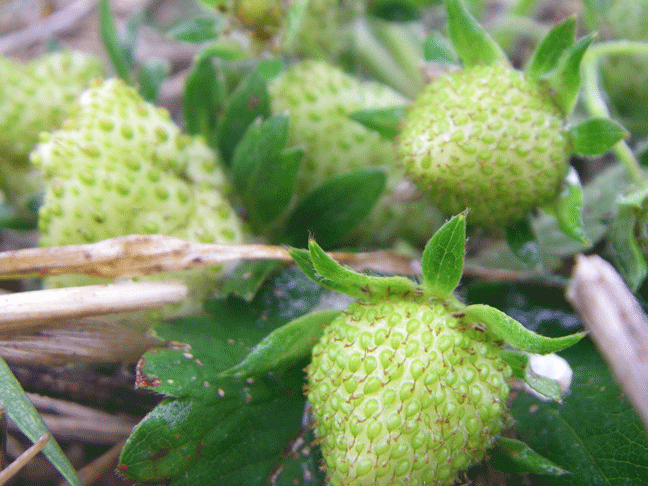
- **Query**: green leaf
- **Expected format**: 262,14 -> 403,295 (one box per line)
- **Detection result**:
183,54 -> 225,141
217,70 -> 271,164
220,310 -> 340,378
299,239 -> 419,301
138,58 -> 168,102
231,115 -> 301,231
544,167 -> 589,245
444,0 -> 507,68
506,217 -> 541,266
0,358 -> 82,486
609,207 -> 648,291
0,203 -> 37,230
98,0 -> 132,83
166,16 -> 223,43
490,437 -> 569,476
282,170 -> 386,250
421,212 -> 466,298
526,16 -> 576,80
220,259 -> 284,300
423,30 -> 457,63
511,339 -> 648,485
119,267 -> 332,484
568,117 -> 629,156
540,32 -> 596,116
281,0 -> 309,50
460,304 -> 586,353
348,106 -> 406,139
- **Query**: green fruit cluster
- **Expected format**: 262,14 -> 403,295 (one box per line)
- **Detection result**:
308,296 -> 511,486
397,63 -> 569,228
270,60 -> 441,245
0,50 -> 103,203
31,78 -> 246,330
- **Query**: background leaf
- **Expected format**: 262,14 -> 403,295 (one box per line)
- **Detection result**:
183,53 -> 226,142
506,217 -> 541,267
511,339 -> 648,485
119,267 -> 338,485
98,0 -> 132,83
282,169 -> 386,249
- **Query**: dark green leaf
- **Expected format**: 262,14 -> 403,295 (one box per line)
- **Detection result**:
0,203 -> 37,230
506,217 -> 541,266
544,167 -> 589,245
367,1 -> 422,21
231,115 -> 301,231
490,437 -> 569,476
166,17 -> 223,43
220,260 -> 284,300
511,340 -> 648,485
182,55 -> 225,141
526,16 -> 576,80
217,70 -> 271,163
568,117 -> 629,156
0,358 -> 81,486
423,30 -> 457,63
540,33 -> 596,116
121,13 -> 141,66
282,169 -> 386,249
444,0 -> 507,68
98,0 -> 132,83
303,239 -> 419,300
138,58 -> 168,102
461,304 -> 586,353
349,106 -> 406,139
609,207 -> 648,291
421,212 -> 466,298
119,267 -> 332,484
220,310 -> 340,378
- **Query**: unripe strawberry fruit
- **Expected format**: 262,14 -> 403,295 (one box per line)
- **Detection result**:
0,50 -> 103,203
397,63 -> 569,228
31,78 -> 246,330
270,60 -> 441,245
308,296 -> 511,486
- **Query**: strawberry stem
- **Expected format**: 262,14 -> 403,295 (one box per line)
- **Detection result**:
581,41 -> 648,183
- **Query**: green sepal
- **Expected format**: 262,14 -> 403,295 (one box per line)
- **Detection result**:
0,357 -> 82,486
138,58 -> 168,102
281,169 -> 386,250
423,31 -> 457,63
543,167 -> 589,245
540,32 -> 596,116
231,115 -> 301,232
609,206 -> 648,291
421,212 -> 466,298
348,106 -> 406,140
460,304 -> 586,354
526,16 -> 576,81
99,0 -> 132,83
217,70 -> 271,164
505,217 -> 541,266
490,437 -> 569,476
568,117 -> 629,156
499,349 -> 563,400
220,260 -> 284,301
219,310 -> 340,378
183,52 -> 226,142
444,0 -> 508,68
288,240 -> 419,301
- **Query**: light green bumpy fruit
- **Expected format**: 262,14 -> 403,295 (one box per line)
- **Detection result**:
0,50 -> 103,203
31,78 -> 246,330
308,296 -> 511,486
270,60 -> 442,245
397,63 -> 569,228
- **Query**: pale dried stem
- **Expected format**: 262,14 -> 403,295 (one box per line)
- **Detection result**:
0,433 -> 50,486
566,254 -> 648,429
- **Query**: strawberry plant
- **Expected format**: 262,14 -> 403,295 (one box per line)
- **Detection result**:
0,0 -> 647,485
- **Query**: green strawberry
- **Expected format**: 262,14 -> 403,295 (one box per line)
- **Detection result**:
309,297 -> 511,485
270,60 -> 442,245
291,214 -> 583,485
397,63 -> 569,229
30,78 -> 246,331
0,50 -> 103,203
